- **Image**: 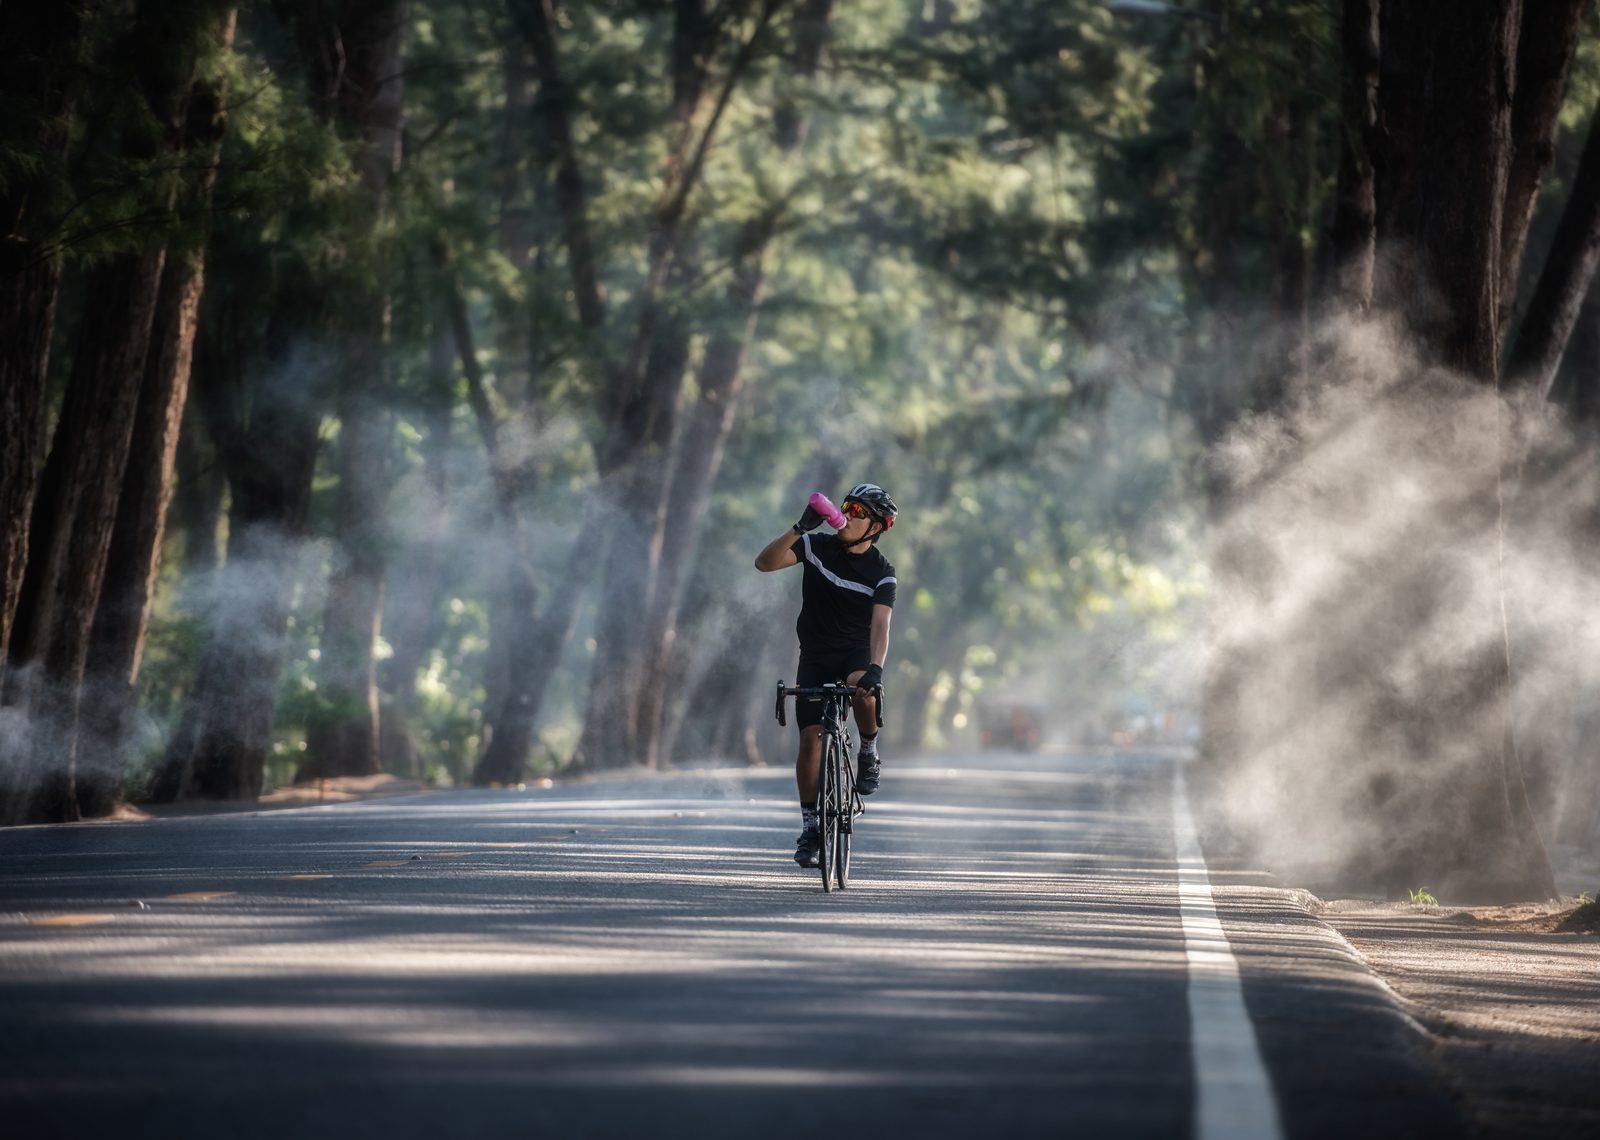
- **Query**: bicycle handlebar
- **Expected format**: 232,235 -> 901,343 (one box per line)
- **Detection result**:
774,680 -> 885,729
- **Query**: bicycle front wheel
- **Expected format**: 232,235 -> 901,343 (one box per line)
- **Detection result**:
834,746 -> 853,889
818,732 -> 840,892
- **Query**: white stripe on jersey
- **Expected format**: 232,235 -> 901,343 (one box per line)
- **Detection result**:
801,534 -> 876,596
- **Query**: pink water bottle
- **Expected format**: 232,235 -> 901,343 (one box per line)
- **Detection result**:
809,492 -> 847,529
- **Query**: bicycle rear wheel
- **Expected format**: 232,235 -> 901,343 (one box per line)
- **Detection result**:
818,731 -> 840,891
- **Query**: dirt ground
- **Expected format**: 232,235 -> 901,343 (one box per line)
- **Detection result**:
1318,896 -> 1600,1140
110,773 -> 434,820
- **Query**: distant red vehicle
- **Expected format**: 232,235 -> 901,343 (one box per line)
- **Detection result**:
979,705 -> 1042,752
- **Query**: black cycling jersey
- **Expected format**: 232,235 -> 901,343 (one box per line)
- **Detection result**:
790,532 -> 897,655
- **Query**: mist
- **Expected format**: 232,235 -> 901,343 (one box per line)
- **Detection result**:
1199,315 -> 1600,899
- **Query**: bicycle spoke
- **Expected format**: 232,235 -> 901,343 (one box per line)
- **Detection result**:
818,731 -> 837,891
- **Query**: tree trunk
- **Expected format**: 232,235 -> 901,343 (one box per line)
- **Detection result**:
675,596 -> 785,765
1499,0 -> 1588,334
0,256 -> 61,677
4,251 -> 167,824
298,357 -> 388,781
514,0 -> 606,332
0,0 -> 89,672
152,419 -> 321,801
895,664 -> 939,755
1368,0 -> 1551,899
571,293 -> 695,771
78,10 -> 238,818
1506,101 -> 1600,396
635,233 -> 770,768
1548,272 -> 1600,424
430,243 -> 546,788
1330,0 -> 1378,312
151,303 -> 323,802
378,327 -> 453,779
1378,1 -> 1520,368
672,456 -> 844,767
2,0 -> 215,819
77,253 -> 207,817
883,539 -> 960,755
291,0 -> 407,782
1544,269 -> 1600,849
7,1 -> 224,804
172,409 -> 225,579
494,44 -> 538,401
507,508 -> 608,767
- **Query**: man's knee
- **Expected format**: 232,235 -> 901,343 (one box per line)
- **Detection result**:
846,678 -> 877,724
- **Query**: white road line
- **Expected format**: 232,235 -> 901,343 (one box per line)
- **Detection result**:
1172,762 -> 1284,1140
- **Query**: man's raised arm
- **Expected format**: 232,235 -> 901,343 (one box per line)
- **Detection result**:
755,530 -> 801,572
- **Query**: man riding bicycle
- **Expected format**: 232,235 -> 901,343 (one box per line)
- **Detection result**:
755,483 -> 898,868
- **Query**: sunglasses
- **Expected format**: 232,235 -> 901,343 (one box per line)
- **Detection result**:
842,500 -> 874,520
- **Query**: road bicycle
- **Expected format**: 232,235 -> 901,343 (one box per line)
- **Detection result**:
774,679 -> 883,891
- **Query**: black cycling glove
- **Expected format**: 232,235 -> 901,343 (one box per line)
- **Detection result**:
859,663 -> 883,692
794,505 -> 824,533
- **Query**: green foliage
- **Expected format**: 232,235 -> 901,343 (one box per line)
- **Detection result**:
1408,887 -> 1439,907
135,0 -> 1283,778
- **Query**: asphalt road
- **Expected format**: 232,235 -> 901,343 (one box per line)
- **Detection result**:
0,750 -> 1466,1139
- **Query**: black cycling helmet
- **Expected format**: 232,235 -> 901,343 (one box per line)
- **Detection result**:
842,483 -> 897,539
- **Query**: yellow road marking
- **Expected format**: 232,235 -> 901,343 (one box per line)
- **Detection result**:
166,891 -> 234,902
431,851 -> 469,858
363,859 -> 411,868
35,914 -> 114,927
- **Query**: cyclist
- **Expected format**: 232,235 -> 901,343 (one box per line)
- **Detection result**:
755,483 -> 898,867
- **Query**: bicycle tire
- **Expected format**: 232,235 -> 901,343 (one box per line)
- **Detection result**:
818,730 -> 839,892
835,742 -> 853,889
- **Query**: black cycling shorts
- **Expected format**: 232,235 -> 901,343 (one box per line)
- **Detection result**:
794,648 -> 872,730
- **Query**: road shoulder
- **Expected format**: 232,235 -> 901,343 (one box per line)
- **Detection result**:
1202,870 -> 1472,1139
1317,898 -> 1600,1140
110,773 -> 433,821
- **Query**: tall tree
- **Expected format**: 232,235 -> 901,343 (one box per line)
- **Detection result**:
572,0 -> 790,772
151,3 -> 352,803
1219,0 -> 1559,900
1387,0 -> 1554,900
634,0 -> 836,769
286,0 -> 408,782
0,1 -> 93,673
78,7 -> 239,819
3,0 -> 227,824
